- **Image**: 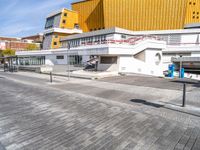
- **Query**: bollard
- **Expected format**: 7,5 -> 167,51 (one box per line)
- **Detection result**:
182,83 -> 186,107
50,72 -> 53,83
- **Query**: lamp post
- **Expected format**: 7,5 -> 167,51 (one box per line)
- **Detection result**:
67,42 -> 70,80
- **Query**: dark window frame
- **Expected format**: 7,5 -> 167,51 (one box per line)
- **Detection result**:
62,20 -> 66,24
56,55 -> 64,59
100,56 -> 117,64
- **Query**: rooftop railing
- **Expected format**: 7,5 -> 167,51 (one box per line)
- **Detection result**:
64,36 -> 162,48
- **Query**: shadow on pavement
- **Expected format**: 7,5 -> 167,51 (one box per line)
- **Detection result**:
130,99 -> 200,117
171,80 -> 200,88
164,106 -> 200,118
130,99 -> 164,108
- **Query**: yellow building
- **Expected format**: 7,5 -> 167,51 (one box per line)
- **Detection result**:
43,0 -> 200,49
184,0 -> 200,28
72,0 -> 200,32
43,8 -> 82,49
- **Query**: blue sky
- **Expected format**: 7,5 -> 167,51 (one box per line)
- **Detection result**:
0,0 -> 78,37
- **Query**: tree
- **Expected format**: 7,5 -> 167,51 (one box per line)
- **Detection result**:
26,44 -> 39,50
0,50 -> 3,64
2,49 -> 15,57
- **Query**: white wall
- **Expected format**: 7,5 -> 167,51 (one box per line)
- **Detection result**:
45,54 -> 68,65
181,34 -> 199,45
45,54 -> 90,66
119,49 -> 163,76
97,56 -> 119,72
191,52 -> 200,57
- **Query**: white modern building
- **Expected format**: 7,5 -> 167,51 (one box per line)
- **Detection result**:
16,27 -> 200,76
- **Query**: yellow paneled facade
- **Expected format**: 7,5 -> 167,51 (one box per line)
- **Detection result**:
44,0 -> 200,49
72,0 -> 104,32
51,33 -> 70,49
103,0 -> 187,31
59,9 -> 79,29
184,0 -> 200,26
72,0 -> 200,32
50,9 -> 79,49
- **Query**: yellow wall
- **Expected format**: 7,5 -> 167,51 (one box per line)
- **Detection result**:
49,9 -> 79,49
59,9 -> 79,29
72,0 -> 104,32
72,0 -> 200,31
103,0 -> 187,30
184,0 -> 200,25
51,33 -> 70,49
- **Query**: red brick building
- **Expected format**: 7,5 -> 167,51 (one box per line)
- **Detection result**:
0,34 -> 43,51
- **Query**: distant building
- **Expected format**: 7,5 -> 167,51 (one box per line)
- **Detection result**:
0,36 -> 42,51
22,33 -> 44,43
0,41 -> 6,50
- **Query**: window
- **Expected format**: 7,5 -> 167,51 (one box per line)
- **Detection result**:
54,42 -> 57,45
54,35 -> 58,38
45,17 -> 54,29
193,2 -> 196,5
56,55 -> 64,59
121,35 -> 126,39
74,23 -> 79,29
155,53 -> 161,65
193,16 -> 195,19
197,17 -> 199,19
100,56 -> 117,64
193,11 -> 195,14
68,55 -> 82,65
62,20 -> 66,24
64,13 -> 67,17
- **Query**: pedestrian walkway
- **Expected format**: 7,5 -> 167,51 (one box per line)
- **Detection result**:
0,75 -> 200,150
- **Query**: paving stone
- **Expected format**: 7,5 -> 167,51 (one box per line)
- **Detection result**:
0,71 -> 200,150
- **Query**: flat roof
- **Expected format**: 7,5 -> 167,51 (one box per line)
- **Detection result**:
61,27 -> 200,41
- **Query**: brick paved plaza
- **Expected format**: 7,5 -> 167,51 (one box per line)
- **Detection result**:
0,71 -> 200,150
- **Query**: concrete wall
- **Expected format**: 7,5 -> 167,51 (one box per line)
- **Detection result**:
181,34 -> 199,45
45,54 -> 67,65
43,34 -> 53,50
191,52 -> 200,57
44,54 -> 90,66
119,49 -> 163,76
97,56 -> 119,72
